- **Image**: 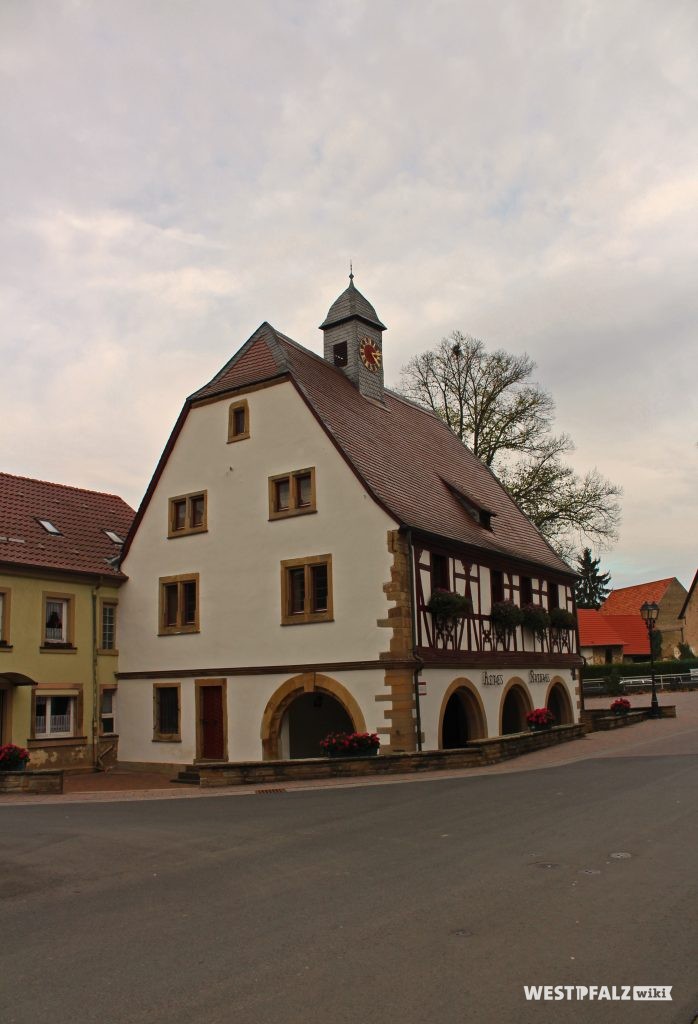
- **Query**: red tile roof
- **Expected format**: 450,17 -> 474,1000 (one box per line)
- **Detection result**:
182,325 -> 572,576
577,610 -> 650,655
0,474 -> 135,579
601,579 -> 675,615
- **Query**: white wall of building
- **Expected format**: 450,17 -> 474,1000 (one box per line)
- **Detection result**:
418,667 -> 577,749
119,380 -> 398,674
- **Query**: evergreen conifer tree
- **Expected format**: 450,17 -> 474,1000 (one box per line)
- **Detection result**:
575,548 -> 612,609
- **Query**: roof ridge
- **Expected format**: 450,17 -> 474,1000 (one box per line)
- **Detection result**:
0,472 -> 132,504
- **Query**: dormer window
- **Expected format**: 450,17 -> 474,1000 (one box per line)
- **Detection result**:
37,519 -> 61,535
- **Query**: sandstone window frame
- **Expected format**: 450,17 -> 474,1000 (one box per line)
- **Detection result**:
0,588 -> 11,648
268,467 -> 317,520
153,683 -> 181,742
99,686 -> 117,735
41,592 -> 76,650
280,554 -> 333,626
159,573 -> 200,636
168,491 -> 208,538
227,400 -> 250,443
98,598 -> 118,655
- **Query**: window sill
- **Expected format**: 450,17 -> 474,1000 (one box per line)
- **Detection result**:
152,736 -> 182,743
269,508 -> 318,521
28,736 -> 87,748
0,643 -> 13,652
97,649 -> 119,657
227,432 -> 250,444
158,628 -> 199,637
167,527 -> 208,539
281,616 -> 334,626
39,644 -> 77,654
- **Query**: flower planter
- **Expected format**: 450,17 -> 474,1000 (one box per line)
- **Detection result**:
528,724 -> 552,732
328,747 -> 379,759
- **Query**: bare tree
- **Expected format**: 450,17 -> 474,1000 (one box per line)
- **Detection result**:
400,332 -> 622,558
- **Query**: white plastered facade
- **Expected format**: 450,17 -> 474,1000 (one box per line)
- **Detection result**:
117,379 -> 398,765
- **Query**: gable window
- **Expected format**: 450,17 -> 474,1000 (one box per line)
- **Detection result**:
153,684 -> 181,741
168,491 -> 208,537
100,688 -> 117,734
269,468 -> 317,520
0,589 -> 10,647
41,593 -> 75,649
228,400 -> 250,443
99,600 -> 118,654
281,554 -> 333,625
431,553 -> 450,592
159,574 -> 200,635
35,694 -> 76,738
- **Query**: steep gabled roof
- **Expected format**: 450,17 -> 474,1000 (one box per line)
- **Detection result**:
0,473 -> 135,579
181,325 -> 572,576
578,610 -> 650,655
601,578 -> 677,615
678,569 -> 698,620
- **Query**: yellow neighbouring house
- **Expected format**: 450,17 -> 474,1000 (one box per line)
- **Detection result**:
0,473 -> 134,771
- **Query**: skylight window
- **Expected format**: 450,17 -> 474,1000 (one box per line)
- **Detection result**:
37,519 -> 61,535
104,530 -> 124,545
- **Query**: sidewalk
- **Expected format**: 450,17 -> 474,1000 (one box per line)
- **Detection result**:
3,692 -> 696,806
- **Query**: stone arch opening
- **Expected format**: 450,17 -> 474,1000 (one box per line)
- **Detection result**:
439,680 -> 487,748
546,680 -> 573,725
261,674 -> 367,760
500,681 -> 533,735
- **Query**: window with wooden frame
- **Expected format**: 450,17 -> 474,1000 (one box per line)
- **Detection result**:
490,570 -> 504,605
41,592 -> 75,649
548,582 -> 560,610
99,687 -> 117,735
280,554 -> 333,625
269,468 -> 316,520
34,692 -> 78,738
228,400 -> 250,442
520,576 -> 533,606
0,588 -> 11,648
159,574 -> 200,635
430,552 -> 450,592
98,599 -> 118,654
168,491 -> 207,538
153,684 -> 181,741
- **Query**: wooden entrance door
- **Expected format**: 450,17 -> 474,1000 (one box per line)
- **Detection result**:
198,683 -> 226,760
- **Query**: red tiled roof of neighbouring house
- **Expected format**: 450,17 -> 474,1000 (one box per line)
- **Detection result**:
608,615 -> 651,656
0,473 -> 135,579
178,324 -> 573,576
577,610 -> 650,656
601,579 -> 675,615
577,609 -> 625,648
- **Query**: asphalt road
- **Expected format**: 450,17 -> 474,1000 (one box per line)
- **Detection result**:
1,753 -> 696,1024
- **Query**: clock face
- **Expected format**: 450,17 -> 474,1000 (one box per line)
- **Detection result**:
359,336 -> 381,372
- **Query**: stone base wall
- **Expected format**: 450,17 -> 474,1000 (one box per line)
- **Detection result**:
581,705 -> 677,732
194,724 -> 584,787
0,770 -> 63,794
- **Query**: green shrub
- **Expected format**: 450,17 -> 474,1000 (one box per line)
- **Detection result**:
583,658 -> 698,680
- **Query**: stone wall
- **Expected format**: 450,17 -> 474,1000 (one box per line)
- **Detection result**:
0,769 -> 63,794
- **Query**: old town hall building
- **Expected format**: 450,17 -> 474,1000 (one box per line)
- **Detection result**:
116,278 -> 580,767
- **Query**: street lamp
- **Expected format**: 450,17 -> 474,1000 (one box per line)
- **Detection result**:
640,601 -> 661,719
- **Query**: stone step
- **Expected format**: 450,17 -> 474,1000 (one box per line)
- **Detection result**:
172,768 -> 201,785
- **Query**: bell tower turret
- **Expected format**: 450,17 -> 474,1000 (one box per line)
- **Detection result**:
320,271 -> 387,402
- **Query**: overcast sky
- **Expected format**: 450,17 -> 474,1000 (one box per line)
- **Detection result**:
2,0 -> 696,589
